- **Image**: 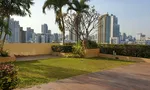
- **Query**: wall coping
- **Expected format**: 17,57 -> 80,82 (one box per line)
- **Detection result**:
99,53 -> 150,63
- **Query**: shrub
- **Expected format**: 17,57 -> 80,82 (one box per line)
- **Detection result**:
64,43 -> 76,46
72,43 -> 85,57
86,40 -> 98,49
0,50 -> 9,57
0,64 -> 19,90
51,45 -> 72,53
99,44 -> 150,58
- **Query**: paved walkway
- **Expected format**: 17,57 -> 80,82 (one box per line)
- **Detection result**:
18,63 -> 150,90
16,55 -> 58,61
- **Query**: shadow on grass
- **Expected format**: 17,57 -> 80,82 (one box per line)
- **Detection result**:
14,60 -> 89,88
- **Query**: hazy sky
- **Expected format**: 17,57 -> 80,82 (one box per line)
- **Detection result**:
12,0 -> 150,37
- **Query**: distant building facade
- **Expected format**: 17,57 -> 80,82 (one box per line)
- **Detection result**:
41,24 -> 48,34
7,18 -> 20,43
26,27 -> 34,43
20,27 -> 26,43
98,14 -> 120,44
136,33 -> 146,45
110,37 -> 119,44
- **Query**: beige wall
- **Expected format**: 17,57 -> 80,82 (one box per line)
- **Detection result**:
4,43 -> 57,56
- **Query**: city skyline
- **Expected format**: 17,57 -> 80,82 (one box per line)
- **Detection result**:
11,0 -> 150,37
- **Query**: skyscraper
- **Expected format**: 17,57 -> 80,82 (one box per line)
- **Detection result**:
122,33 -> 127,41
7,18 -> 20,43
110,14 -> 120,38
98,14 -> 111,44
136,33 -> 146,45
35,34 -> 41,43
98,14 -> 120,44
41,34 -> 46,43
26,27 -> 34,43
41,24 -> 48,34
48,30 -> 51,35
53,33 -> 59,42
20,27 -> 26,43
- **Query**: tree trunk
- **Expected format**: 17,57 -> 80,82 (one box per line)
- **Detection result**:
0,26 -> 3,40
1,16 -> 9,51
1,33 -> 7,51
61,10 -> 65,45
86,30 -> 89,40
62,31 -> 65,45
76,15 -> 79,43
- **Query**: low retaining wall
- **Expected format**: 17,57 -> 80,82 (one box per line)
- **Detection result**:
85,49 -> 99,58
0,54 -> 16,63
99,53 -> 150,63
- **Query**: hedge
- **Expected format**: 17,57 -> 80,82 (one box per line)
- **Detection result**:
51,45 -> 72,53
99,44 -> 150,58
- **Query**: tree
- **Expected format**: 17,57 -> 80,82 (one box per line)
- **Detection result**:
43,0 -> 69,45
80,6 -> 100,40
67,0 -> 90,43
65,6 -> 100,48
0,0 -> 34,51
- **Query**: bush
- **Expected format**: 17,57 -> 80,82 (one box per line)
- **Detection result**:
0,50 -> 9,57
72,43 -> 85,57
86,40 -> 98,49
64,43 -> 76,46
99,44 -> 150,58
0,64 -> 19,90
51,45 -> 72,53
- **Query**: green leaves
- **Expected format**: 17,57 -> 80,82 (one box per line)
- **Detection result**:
0,64 -> 19,90
0,0 -> 34,17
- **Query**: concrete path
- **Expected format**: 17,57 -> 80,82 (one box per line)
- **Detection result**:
16,55 -> 58,61
18,63 -> 150,90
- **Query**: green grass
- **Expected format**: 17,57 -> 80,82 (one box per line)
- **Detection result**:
14,58 -> 134,88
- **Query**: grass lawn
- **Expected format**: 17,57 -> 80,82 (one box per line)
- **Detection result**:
14,58 -> 134,88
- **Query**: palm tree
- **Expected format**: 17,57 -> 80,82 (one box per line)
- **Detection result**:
43,0 -> 69,45
68,0 -> 89,43
0,0 -> 34,51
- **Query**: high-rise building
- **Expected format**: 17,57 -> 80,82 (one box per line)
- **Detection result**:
110,14 -> 120,38
41,34 -> 46,43
41,24 -> 48,34
45,33 -> 50,43
48,30 -> 51,35
7,18 -> 20,43
53,33 -> 59,42
121,33 -> 127,41
20,27 -> 26,43
98,14 -> 110,44
110,37 -> 119,44
26,27 -> 34,43
136,33 -> 146,45
58,34 -> 63,42
35,34 -> 41,43
98,14 -> 120,44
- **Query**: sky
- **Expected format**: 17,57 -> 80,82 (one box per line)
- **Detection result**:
12,0 -> 150,37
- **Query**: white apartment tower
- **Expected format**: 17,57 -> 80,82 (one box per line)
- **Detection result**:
110,14 -> 120,44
